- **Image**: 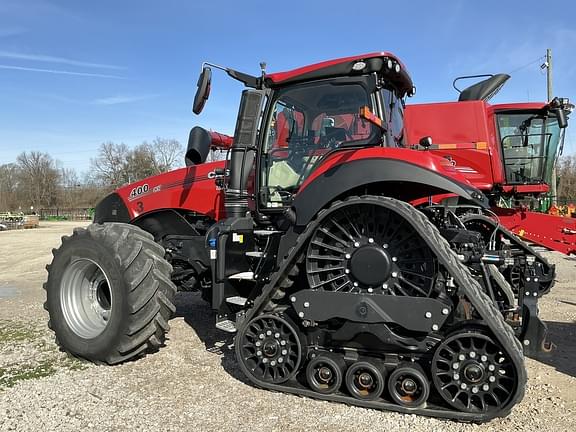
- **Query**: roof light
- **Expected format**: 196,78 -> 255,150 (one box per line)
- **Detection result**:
352,61 -> 366,71
386,59 -> 393,70
394,63 -> 401,73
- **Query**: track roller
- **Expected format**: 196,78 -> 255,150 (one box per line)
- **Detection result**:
387,363 -> 430,408
345,361 -> 386,401
306,354 -> 345,394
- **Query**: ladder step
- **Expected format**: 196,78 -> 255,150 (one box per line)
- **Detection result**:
215,319 -> 237,333
226,296 -> 247,306
254,230 -> 282,236
228,271 -> 255,280
246,251 -> 265,258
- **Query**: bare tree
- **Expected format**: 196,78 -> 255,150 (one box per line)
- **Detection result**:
0,163 -> 19,210
149,137 -> 182,172
557,155 -> 576,202
90,142 -> 131,187
90,138 -> 183,188
15,151 -> 60,210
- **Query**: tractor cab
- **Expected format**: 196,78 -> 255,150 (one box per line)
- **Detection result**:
192,53 -> 417,217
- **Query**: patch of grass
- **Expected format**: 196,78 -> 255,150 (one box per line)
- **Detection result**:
0,320 -> 89,390
0,320 -> 41,343
0,361 -> 56,388
61,356 -> 89,372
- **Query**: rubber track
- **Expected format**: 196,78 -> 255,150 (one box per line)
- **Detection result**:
460,214 -> 555,296
238,196 -> 526,422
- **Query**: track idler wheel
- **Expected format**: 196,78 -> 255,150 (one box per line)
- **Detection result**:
345,361 -> 386,401
431,331 -> 518,413
235,314 -> 302,385
306,354 -> 345,394
387,363 -> 430,408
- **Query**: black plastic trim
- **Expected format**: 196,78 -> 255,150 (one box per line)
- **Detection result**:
292,158 -> 487,226
93,193 -> 131,224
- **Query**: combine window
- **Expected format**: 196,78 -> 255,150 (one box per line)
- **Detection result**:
497,112 -> 561,185
260,81 -> 377,207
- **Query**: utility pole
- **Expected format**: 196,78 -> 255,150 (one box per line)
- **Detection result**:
545,48 -> 558,206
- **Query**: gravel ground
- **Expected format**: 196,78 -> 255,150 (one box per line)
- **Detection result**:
0,221 -> 575,431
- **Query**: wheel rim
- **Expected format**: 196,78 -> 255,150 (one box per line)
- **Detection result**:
431,331 -> 517,413
306,355 -> 343,394
306,202 -> 436,296
388,366 -> 430,407
237,315 -> 302,384
60,258 -> 113,339
345,362 -> 385,400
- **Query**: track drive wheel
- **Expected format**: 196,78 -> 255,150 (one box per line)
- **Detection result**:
431,330 -> 518,413
235,314 -> 302,384
44,223 -> 176,364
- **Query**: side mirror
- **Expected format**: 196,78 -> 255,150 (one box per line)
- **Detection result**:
419,136 -> 433,149
556,107 -> 568,129
192,66 -> 212,115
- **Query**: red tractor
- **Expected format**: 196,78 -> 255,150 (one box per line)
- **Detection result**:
46,52 -> 534,422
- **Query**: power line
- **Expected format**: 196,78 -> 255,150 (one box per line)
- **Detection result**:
507,56 -> 546,75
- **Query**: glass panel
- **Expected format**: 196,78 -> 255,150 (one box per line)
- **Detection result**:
381,89 -> 404,146
261,82 -> 375,207
497,113 -> 561,185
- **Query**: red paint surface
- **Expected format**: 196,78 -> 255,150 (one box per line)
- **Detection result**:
493,207 -> 576,255
405,100 -> 550,196
115,160 -> 227,221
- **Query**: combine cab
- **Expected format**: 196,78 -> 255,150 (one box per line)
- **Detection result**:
45,53 -> 532,422
405,74 -> 574,253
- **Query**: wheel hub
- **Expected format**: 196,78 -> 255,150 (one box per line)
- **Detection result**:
464,363 -> 484,383
318,366 -> 333,383
401,378 -> 417,395
263,340 -> 279,357
349,246 -> 392,286
358,372 -> 374,388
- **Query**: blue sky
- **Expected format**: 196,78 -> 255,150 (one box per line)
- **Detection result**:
0,0 -> 575,173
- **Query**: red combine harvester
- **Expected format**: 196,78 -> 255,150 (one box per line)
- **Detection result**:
405,74 -> 574,254
45,53 -> 556,422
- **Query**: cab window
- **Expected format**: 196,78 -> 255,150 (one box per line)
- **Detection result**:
261,81 -> 377,207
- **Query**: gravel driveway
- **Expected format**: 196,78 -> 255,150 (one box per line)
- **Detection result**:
1,222 -> 575,431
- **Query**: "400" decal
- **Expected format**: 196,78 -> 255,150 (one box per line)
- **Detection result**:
129,183 -> 149,200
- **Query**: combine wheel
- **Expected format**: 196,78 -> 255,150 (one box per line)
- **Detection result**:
387,363 -> 430,408
305,354 -> 345,394
345,361 -> 386,401
235,314 -> 302,384
431,331 -> 518,414
45,223 -> 176,364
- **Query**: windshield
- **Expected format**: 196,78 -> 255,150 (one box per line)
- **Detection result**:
497,112 -> 562,185
261,81 -> 378,207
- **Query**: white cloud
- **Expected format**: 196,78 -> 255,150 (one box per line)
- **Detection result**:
0,51 -> 123,70
0,64 -> 125,79
91,94 -> 159,106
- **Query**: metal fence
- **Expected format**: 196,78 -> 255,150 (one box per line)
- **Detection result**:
0,212 -> 25,231
39,208 -> 94,221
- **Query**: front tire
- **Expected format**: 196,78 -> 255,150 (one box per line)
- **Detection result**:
44,223 -> 177,364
